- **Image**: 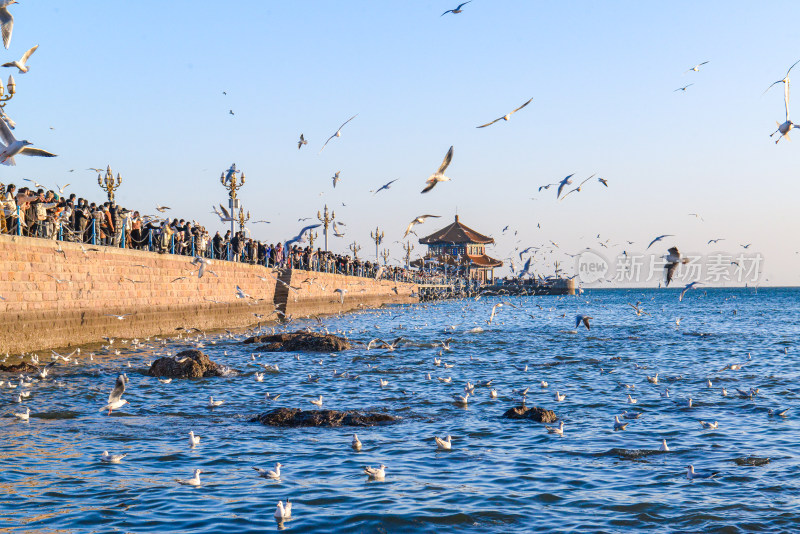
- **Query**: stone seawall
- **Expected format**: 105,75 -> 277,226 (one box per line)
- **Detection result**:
283,269 -> 418,318
0,235 -> 418,354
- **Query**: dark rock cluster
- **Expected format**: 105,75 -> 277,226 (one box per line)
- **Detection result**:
252,408 -> 398,427
502,405 -> 558,423
243,331 -> 352,352
148,349 -> 226,378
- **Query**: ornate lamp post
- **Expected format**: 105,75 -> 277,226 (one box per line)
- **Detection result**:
317,204 -> 335,252
381,248 -> 391,265
237,207 -> 250,233
403,241 -> 415,269
370,226 -> 384,262
0,75 -> 16,110
349,241 -> 361,260
308,230 -> 318,250
97,165 -> 122,203
220,163 -> 245,239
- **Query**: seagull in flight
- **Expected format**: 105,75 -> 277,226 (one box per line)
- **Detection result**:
2,44 -> 36,73
404,214 -> 440,237
0,0 -> 16,49
575,314 -> 592,330
421,146 -> 454,193
646,234 -> 673,250
597,177 -> 609,187
332,171 -> 341,188
707,238 -> 725,245
297,133 -> 307,149
555,174 -> 575,199
101,374 -> 128,415
664,247 -> 689,286
560,174 -> 596,201
764,59 -> 800,95
674,83 -> 693,92
688,213 -> 704,221
685,61 -> 709,74
319,113 -> 358,153
371,178 -> 398,195
679,281 -> 702,302
441,1 -> 471,16
476,97 -> 533,128
0,114 -> 57,165
155,205 -> 171,213
285,223 -> 322,248
212,204 -> 234,222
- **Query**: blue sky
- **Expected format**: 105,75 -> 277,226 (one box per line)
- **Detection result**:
4,1 -> 799,284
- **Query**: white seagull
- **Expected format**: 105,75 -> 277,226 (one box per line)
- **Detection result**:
352,433 -> 362,451
404,214 -> 440,237
101,374 -> 128,415
613,415 -> 628,430
176,469 -> 202,486
0,111 -> 57,165
319,114 -> 358,153
554,391 -> 566,402
207,396 -> 224,408
0,0 -> 16,49
364,464 -> 386,480
274,500 -> 292,520
421,146 -> 454,193
686,464 -> 716,480
659,439 -> 670,451
189,431 -> 200,447
2,44 -> 36,73
310,396 -> 323,407
545,421 -> 565,436
434,435 -> 452,450
13,406 -> 29,421
476,97 -> 533,128
100,451 -> 127,463
254,462 -> 282,480
684,61 -> 709,74
679,282 -> 702,302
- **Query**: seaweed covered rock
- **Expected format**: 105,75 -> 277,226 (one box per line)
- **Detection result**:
0,362 -> 39,374
502,405 -> 557,423
148,349 -> 226,378
252,408 -> 398,427
243,331 -> 351,352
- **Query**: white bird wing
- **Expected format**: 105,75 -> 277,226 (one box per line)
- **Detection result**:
510,97 -> 533,115
219,204 -> 231,218
108,374 -> 126,403
0,6 -> 12,50
476,116 -> 503,128
19,147 -> 57,158
19,44 -> 37,65
436,146 -> 454,175
0,110 -> 15,146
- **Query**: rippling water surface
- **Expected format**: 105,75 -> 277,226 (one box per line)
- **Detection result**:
2,288 -> 799,532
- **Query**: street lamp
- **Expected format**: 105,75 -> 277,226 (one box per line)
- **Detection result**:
0,74 -> 17,110
317,204 -> 335,252
237,207 -> 250,233
370,226 -> 384,262
97,165 -> 121,203
403,241 -> 415,269
349,241 -> 361,260
381,248 -> 391,265
220,163 -> 245,240
308,230 -> 318,250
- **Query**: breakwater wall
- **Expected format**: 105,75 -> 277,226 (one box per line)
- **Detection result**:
0,235 -> 418,354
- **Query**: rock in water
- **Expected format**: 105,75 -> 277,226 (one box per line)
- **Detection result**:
0,362 -> 40,374
501,405 -> 557,423
252,408 -> 398,427
148,349 -> 227,379
243,331 -> 352,352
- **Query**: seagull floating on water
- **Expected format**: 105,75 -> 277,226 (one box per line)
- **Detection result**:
364,464 -> 386,480
254,462 -> 282,480
545,421 -> 564,436
100,451 -> 127,463
189,431 -> 200,447
686,464 -> 716,480
434,435 -> 452,450
176,469 -> 202,486
274,500 -> 292,520
352,434 -> 362,451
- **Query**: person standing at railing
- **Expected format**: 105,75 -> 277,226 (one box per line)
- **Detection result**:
1,183 -> 15,234
15,187 -> 37,237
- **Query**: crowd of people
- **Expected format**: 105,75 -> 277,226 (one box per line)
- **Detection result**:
0,182 -> 451,285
